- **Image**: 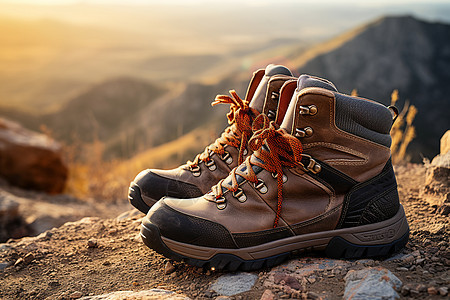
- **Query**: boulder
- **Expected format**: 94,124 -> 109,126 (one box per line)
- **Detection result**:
0,118 -> 67,193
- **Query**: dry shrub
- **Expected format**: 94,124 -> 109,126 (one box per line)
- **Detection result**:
64,138 -> 124,201
390,89 -> 417,163
63,127 -> 216,202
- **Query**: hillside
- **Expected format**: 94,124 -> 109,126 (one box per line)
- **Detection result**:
291,16 -> 450,161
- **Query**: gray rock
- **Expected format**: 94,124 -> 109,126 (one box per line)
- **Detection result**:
210,272 -> 258,296
0,261 -> 11,271
344,267 -> 402,300
79,289 -> 190,299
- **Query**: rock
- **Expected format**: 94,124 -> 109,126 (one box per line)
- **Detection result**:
87,238 -> 98,248
0,117 -> 68,193
164,261 -> 176,275
210,272 -> 258,296
438,287 -> 448,296
48,280 -> 60,287
307,291 -> 321,300
421,131 -> 450,206
14,257 -> 24,267
79,289 -> 191,299
437,204 -> 450,215
0,191 -> 31,242
70,291 -> 83,299
343,267 -> 402,300
264,257 -> 349,293
260,289 -> 275,300
0,261 -> 11,271
23,252 -> 34,263
428,286 -> 439,295
440,130 -> 450,155
401,285 -> 410,296
416,284 -> 427,292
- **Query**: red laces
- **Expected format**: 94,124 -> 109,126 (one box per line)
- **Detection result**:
187,90 -> 257,169
211,114 -> 304,228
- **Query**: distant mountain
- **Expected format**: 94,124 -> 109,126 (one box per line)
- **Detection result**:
0,74 -> 248,160
291,16 -> 450,161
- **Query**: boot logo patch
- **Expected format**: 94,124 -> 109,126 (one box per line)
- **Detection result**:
358,229 -> 396,241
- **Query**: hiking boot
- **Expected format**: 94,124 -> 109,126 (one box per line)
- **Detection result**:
129,65 -> 296,213
141,74 -> 409,271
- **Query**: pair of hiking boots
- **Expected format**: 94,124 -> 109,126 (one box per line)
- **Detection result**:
129,64 -> 409,271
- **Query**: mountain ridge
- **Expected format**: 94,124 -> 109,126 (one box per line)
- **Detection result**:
291,15 -> 450,160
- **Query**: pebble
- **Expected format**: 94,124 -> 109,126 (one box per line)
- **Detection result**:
87,239 -> 98,248
210,273 -> 258,296
14,258 -> 23,267
307,291 -> 321,299
164,261 -> 176,275
438,287 -> 448,296
260,289 -> 275,300
343,268 -> 402,300
70,291 -> 83,299
24,252 -> 34,263
401,285 -> 410,296
417,284 -> 427,292
396,267 -> 409,272
0,262 -> 11,271
416,258 -> 425,265
48,280 -> 60,287
427,286 -> 438,295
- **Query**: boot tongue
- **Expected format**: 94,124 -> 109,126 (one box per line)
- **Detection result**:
249,64 -> 293,112
280,74 -> 338,132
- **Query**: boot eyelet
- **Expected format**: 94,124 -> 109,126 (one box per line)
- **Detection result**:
190,165 -> 201,177
271,172 -> 288,183
295,127 -> 313,138
308,105 -> 318,115
217,202 -> 227,210
304,127 -> 313,136
267,109 -> 276,120
232,188 -> 247,203
220,151 -> 233,165
253,179 -> 268,194
215,196 -> 227,210
271,91 -> 279,101
205,159 -> 217,171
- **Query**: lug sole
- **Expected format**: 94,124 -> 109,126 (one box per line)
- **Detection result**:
140,205 -> 409,271
128,182 -> 158,214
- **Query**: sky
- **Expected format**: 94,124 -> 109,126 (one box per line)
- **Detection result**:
2,0 -> 450,5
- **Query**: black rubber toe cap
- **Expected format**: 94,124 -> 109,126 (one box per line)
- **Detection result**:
145,200 -> 237,249
134,169 -> 203,201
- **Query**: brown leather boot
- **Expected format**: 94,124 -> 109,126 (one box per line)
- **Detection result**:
141,74 -> 409,271
129,65 -> 296,213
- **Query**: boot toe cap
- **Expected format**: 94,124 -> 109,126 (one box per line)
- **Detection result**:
145,198 -> 237,249
133,169 -> 203,201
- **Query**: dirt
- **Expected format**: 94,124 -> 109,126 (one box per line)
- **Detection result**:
0,163 -> 449,300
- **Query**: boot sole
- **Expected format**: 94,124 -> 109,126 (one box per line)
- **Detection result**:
140,205 -> 409,271
128,182 -> 158,214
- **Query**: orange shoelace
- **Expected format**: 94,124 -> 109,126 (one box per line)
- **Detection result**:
186,90 -> 257,169
210,114 -> 304,228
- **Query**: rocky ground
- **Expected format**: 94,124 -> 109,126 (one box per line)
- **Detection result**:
0,162 -> 449,300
